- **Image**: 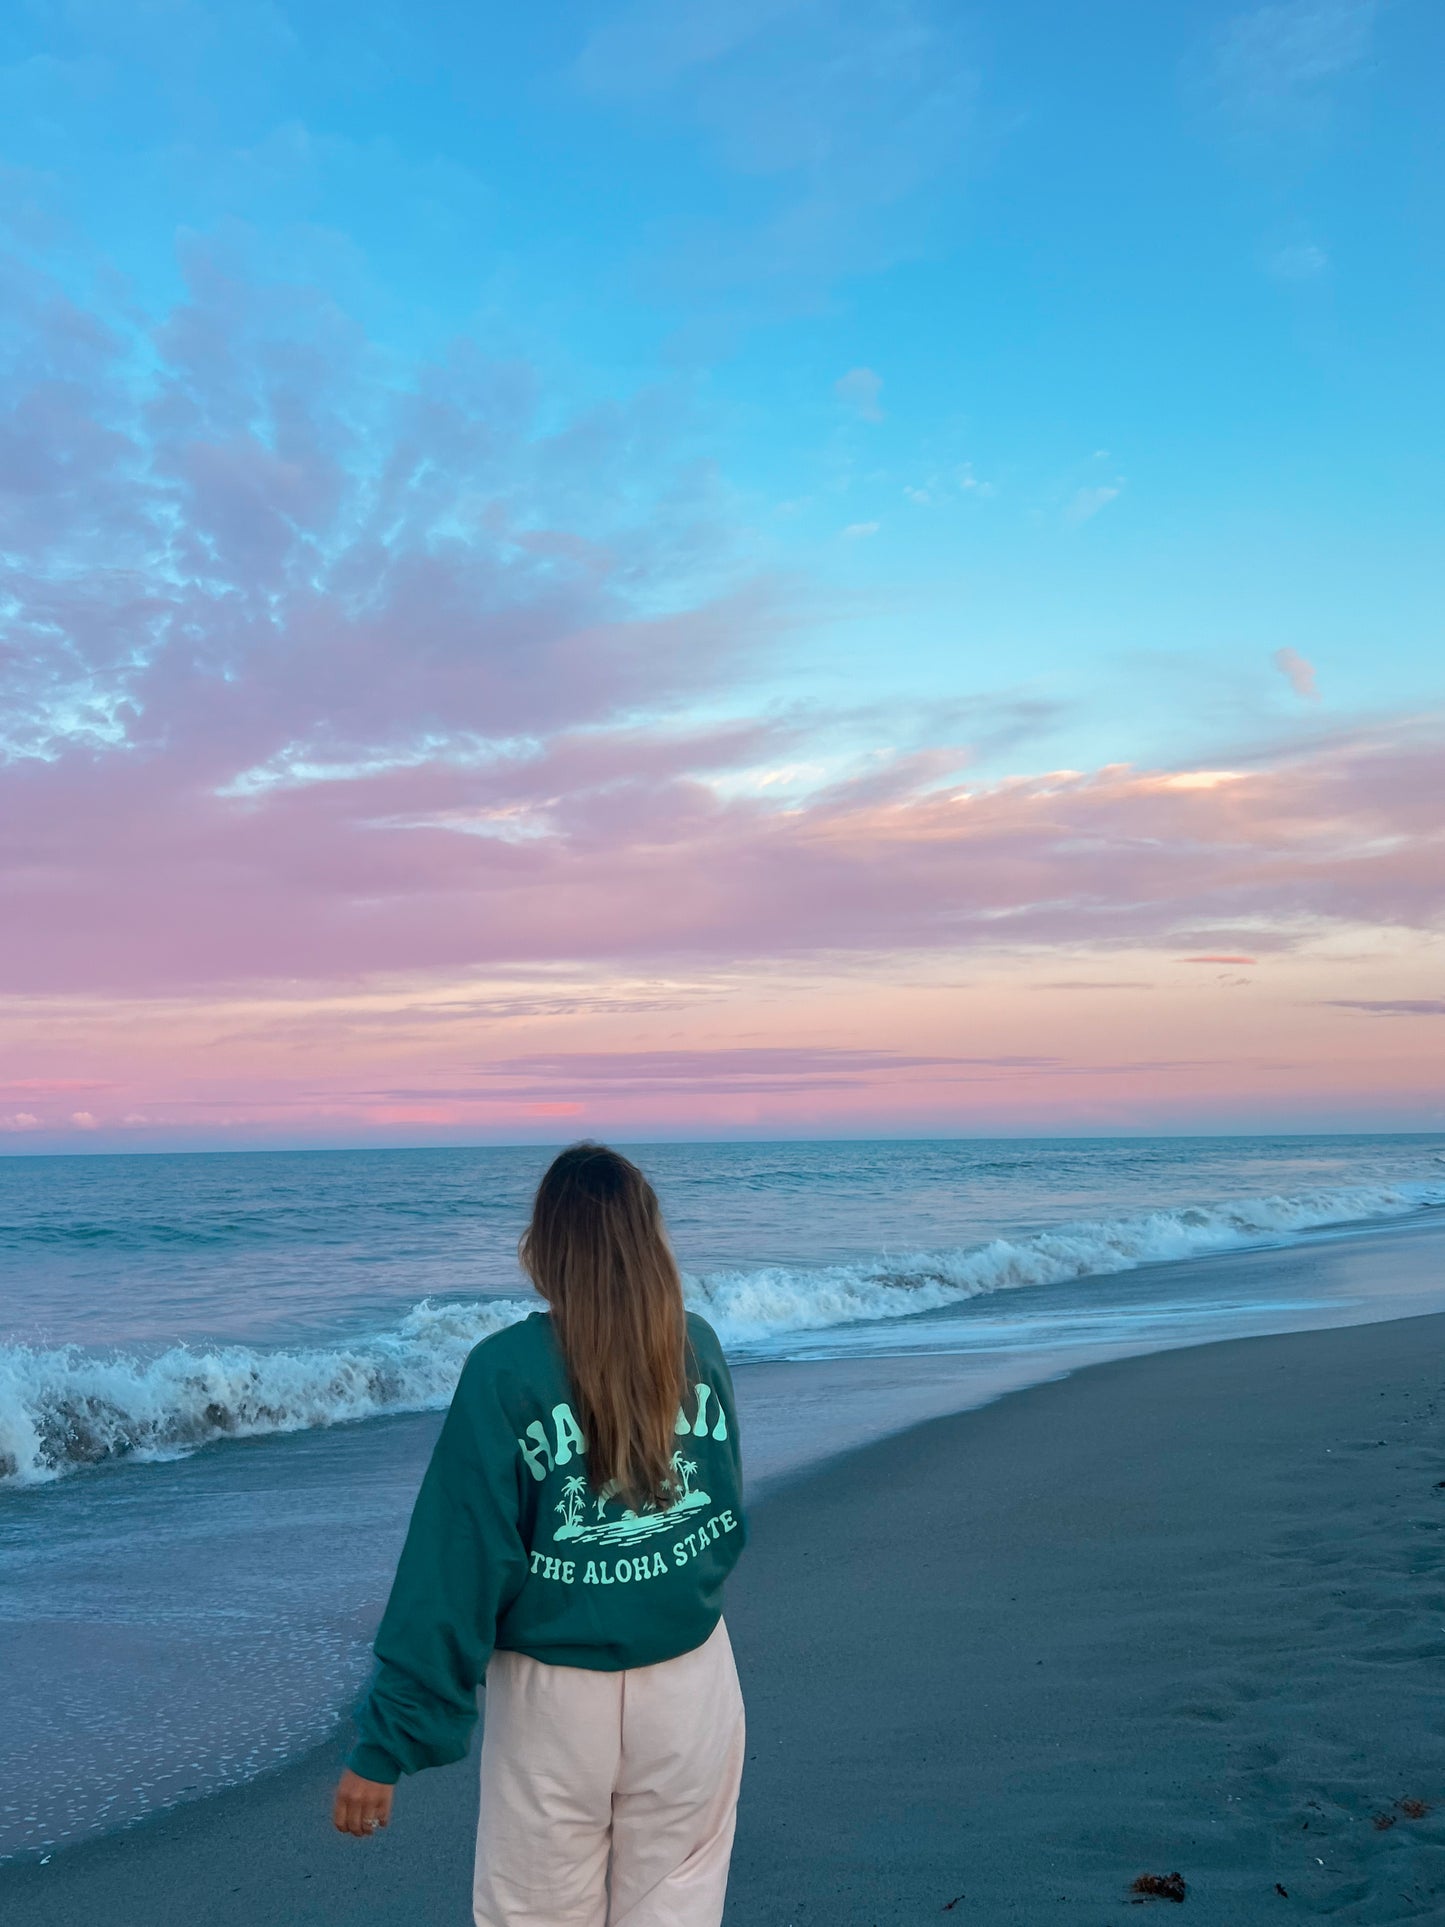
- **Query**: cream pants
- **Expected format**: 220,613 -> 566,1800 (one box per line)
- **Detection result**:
473,1618 -> 746,1927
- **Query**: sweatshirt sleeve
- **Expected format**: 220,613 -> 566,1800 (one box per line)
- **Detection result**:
689,1313 -> 747,1550
713,1340 -> 747,1549
347,1350 -> 529,1784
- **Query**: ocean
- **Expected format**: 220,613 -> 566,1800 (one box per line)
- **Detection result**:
3,1133 -> 1445,1862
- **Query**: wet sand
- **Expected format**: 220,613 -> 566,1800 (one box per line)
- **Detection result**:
3,1311 -> 1441,1925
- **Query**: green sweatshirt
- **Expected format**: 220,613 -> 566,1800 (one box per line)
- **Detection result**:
348,1308 -> 746,1785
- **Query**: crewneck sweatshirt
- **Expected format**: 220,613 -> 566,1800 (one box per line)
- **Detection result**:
348,1309 -> 746,1784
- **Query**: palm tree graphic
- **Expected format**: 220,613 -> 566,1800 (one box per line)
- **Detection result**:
556,1474 -> 588,1533
551,1452 -> 711,1548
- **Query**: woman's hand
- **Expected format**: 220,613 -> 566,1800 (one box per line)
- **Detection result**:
332,1768 -> 395,1838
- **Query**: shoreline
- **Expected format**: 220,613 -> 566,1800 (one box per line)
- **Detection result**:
5,1212 -> 1445,1867
4,1305 -> 1442,1924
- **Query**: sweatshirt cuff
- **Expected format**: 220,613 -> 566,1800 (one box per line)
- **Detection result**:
346,1741 -> 403,1786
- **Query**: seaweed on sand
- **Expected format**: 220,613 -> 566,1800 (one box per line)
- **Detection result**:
1130,1871 -> 1187,1902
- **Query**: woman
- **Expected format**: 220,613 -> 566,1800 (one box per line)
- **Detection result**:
332,1142 -> 748,1927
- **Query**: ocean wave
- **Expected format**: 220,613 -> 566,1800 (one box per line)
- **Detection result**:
690,1180 -> 1445,1346
3,1179 -> 1441,1487
0,1297 -> 536,1488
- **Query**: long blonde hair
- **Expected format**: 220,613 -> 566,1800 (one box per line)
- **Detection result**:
519,1142 -> 689,1511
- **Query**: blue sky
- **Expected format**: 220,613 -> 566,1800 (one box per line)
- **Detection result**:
6,0 -> 1439,772
2,0 -> 1443,1146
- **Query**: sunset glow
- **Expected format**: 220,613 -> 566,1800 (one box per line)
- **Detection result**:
2,1 -> 1441,1149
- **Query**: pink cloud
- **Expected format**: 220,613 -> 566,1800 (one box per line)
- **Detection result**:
354,1046 -> 1071,1102
1040,981 -> 1154,990
2,236 -> 768,783
0,1078 -> 116,1093
3,710 -> 1445,994
1272,646 -> 1320,701
1324,999 -> 1445,1016
4,234 -> 1444,1043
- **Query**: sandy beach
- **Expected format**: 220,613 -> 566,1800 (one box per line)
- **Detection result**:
3,1308 -> 1441,1926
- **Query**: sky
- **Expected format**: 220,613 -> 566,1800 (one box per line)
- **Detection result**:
1,0 -> 1442,1150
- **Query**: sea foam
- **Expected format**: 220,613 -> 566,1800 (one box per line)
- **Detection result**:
2,1179 -> 1440,1486
0,1297 -> 536,1488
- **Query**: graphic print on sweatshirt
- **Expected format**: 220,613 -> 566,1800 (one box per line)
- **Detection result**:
552,1449 -> 711,1545
515,1378 -> 733,1562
